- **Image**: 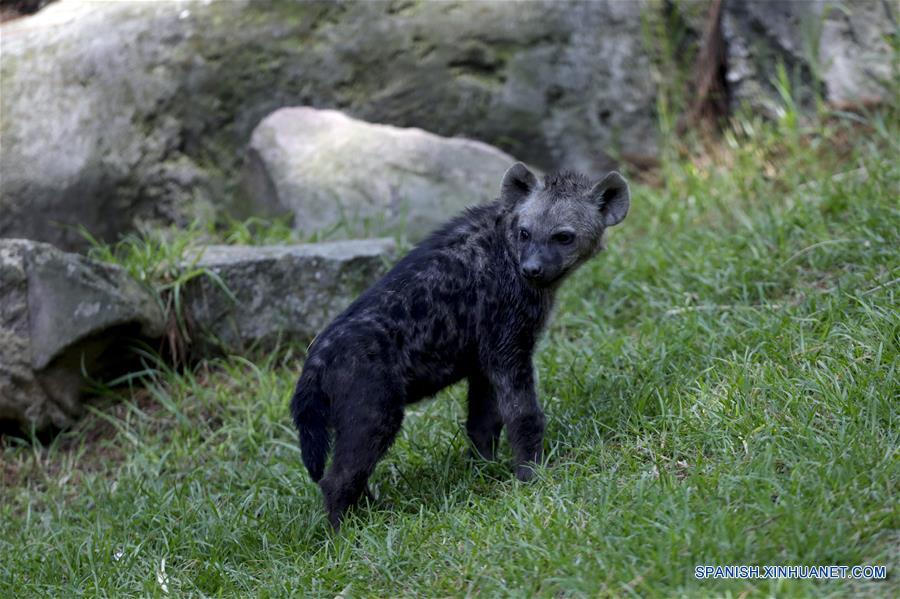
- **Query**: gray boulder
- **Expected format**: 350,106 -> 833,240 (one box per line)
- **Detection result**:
1,0 -> 656,250
818,1 -> 895,106
0,1 -> 210,250
244,107 -> 517,240
2,0 -> 892,251
183,239 -> 396,354
0,239 -> 164,430
723,0 -> 895,115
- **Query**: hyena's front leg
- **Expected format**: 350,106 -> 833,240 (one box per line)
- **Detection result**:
488,361 -> 545,481
467,371 -> 503,461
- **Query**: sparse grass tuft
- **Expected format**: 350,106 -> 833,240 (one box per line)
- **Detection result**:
3,102 -> 899,596
82,227 -> 229,365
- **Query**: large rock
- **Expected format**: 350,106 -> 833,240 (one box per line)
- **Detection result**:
183,239 -> 396,355
0,239 -> 164,430
723,0 -> 895,115
244,107 -> 517,240
2,0 -> 892,250
0,0 -> 657,250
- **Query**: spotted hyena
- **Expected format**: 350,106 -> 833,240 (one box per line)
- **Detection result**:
291,163 -> 631,527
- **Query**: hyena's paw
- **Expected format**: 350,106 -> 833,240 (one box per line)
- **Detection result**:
515,462 -> 540,482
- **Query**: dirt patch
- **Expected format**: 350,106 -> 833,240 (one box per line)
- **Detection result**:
0,388 -> 160,491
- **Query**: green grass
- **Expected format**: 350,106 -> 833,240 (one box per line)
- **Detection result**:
2,106 -> 898,597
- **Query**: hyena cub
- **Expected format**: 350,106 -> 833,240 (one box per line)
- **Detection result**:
291,163 -> 630,527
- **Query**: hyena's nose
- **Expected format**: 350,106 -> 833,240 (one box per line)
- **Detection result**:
522,263 -> 544,280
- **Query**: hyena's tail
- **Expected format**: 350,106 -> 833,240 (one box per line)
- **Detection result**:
290,371 -> 330,482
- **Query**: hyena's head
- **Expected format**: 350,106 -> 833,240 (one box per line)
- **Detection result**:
500,163 -> 630,288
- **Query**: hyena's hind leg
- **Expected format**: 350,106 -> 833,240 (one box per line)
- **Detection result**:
466,372 -> 503,461
318,390 -> 404,529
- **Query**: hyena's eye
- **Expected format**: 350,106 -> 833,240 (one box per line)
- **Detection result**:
553,231 -> 575,245
519,228 -> 530,241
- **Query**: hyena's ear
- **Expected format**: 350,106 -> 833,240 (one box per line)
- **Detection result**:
590,171 -> 630,227
500,162 -> 538,205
